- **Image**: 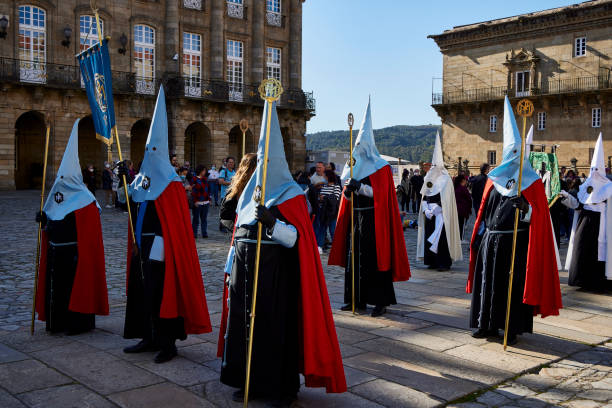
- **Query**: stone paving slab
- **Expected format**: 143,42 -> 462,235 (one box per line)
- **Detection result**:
0,191 -> 610,407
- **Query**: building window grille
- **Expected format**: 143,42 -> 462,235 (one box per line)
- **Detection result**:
227,0 -> 244,19
18,5 -> 46,84
266,47 -> 281,82
227,40 -> 243,101
489,115 -> 497,133
266,0 -> 281,26
134,25 -> 155,95
574,37 -> 586,57
184,0 -> 202,10
487,150 -> 497,165
537,112 -> 546,130
183,32 -> 202,97
592,107 -> 601,128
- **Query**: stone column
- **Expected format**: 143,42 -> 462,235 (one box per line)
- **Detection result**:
165,0 -> 180,75
289,0 -> 302,89
251,0 -> 264,84
210,0 -> 225,80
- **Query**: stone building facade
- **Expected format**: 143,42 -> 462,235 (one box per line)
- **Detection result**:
0,0 -> 314,190
429,0 -> 611,175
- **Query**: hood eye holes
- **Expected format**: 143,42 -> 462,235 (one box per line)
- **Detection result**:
152,147 -> 157,151
513,149 -> 517,154
60,176 -> 64,179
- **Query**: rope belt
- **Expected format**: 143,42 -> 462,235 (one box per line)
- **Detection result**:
354,206 -> 374,211
141,233 -> 155,237
49,241 -> 77,247
486,228 -> 528,234
235,238 -> 279,245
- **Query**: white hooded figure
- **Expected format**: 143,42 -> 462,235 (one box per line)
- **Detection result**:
565,133 -> 612,286
417,131 -> 462,270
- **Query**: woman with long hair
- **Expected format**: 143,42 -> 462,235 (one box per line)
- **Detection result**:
220,153 -> 257,231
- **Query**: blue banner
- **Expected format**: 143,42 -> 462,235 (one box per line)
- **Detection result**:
77,38 -> 116,145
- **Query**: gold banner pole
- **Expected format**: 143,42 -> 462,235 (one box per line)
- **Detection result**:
243,79 -> 283,408
31,125 -> 51,335
240,119 -> 249,159
503,99 -> 533,351
347,113 -> 355,315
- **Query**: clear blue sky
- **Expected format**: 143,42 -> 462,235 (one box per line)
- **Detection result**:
302,0 -> 579,133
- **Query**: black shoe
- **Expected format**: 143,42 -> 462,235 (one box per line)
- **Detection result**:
270,394 -> 297,408
202,234 -> 208,238
340,304 -> 352,311
437,267 -> 450,272
123,340 -> 158,354
154,346 -> 177,363
427,265 -> 437,269
471,328 -> 498,339
232,389 -> 244,402
371,306 -> 387,317
506,334 -> 518,346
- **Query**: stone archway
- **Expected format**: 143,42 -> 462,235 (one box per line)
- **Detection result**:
14,111 -> 46,189
130,119 -> 151,167
229,125 -> 256,162
184,122 -> 212,167
78,116 -> 108,188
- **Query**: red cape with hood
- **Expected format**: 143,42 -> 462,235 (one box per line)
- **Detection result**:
329,165 -> 410,281
127,181 -> 212,334
217,194 -> 347,393
467,179 -> 562,318
36,201 -> 109,319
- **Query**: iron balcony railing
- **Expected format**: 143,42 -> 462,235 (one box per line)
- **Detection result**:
0,57 -> 316,112
432,74 -> 611,105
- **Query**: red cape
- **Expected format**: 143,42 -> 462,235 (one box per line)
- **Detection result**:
217,195 -> 347,393
127,182 -> 212,334
467,179 -> 562,318
36,202 -> 109,320
329,165 -> 410,282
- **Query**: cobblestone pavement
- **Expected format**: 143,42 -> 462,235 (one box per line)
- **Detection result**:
0,190 -> 610,408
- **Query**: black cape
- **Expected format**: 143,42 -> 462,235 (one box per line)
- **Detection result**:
568,208 -> 607,289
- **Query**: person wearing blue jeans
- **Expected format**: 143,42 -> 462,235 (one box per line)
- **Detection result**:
191,165 -> 210,238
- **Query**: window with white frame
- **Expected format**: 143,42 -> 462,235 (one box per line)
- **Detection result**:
183,32 -> 201,97
537,112 -> 546,130
574,37 -> 586,57
266,0 -> 281,26
134,25 -> 155,94
79,15 -> 103,52
489,115 -> 497,132
515,71 -> 530,97
487,150 -> 497,165
227,0 -> 244,19
227,40 -> 243,101
266,47 -> 281,82
18,5 -> 46,84
592,107 -> 601,128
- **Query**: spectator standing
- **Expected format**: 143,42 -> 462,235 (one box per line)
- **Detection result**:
218,157 -> 236,232
326,162 -> 336,173
453,174 -> 472,239
316,170 -> 342,251
170,154 -> 180,173
184,161 -> 194,179
470,163 -> 490,213
102,162 -> 114,208
191,165 -> 210,238
400,169 -> 411,212
83,164 -> 97,195
410,169 -> 424,213
208,164 -> 220,206
310,161 -> 327,186
179,167 -> 192,207
220,153 -> 257,232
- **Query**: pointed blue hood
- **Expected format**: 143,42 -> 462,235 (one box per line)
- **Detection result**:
235,100 -> 304,227
130,86 -> 180,202
340,99 -> 388,183
488,96 -> 539,197
44,119 -> 98,220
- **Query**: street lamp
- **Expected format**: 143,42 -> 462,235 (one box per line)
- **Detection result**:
118,33 -> 128,55
61,25 -> 72,48
0,16 -> 8,39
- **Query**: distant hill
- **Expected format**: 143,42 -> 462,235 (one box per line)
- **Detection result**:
306,125 -> 439,163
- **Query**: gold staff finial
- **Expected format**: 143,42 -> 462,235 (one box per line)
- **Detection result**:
516,99 -> 534,118
258,78 -> 283,102
348,113 -> 354,127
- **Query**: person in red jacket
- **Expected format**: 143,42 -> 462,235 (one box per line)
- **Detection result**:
329,99 -> 411,317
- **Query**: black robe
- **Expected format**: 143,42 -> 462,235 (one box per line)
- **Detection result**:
343,177 -> 397,308
469,189 -> 533,336
568,208 -> 607,289
44,212 -> 95,334
123,201 -> 186,347
423,193 -> 452,270
220,207 -> 300,399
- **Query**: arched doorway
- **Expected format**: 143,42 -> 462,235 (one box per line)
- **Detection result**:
78,116 -> 107,188
130,119 -> 151,167
228,125 -> 255,162
281,127 -> 294,170
15,111 -> 46,189
184,122 -> 212,167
